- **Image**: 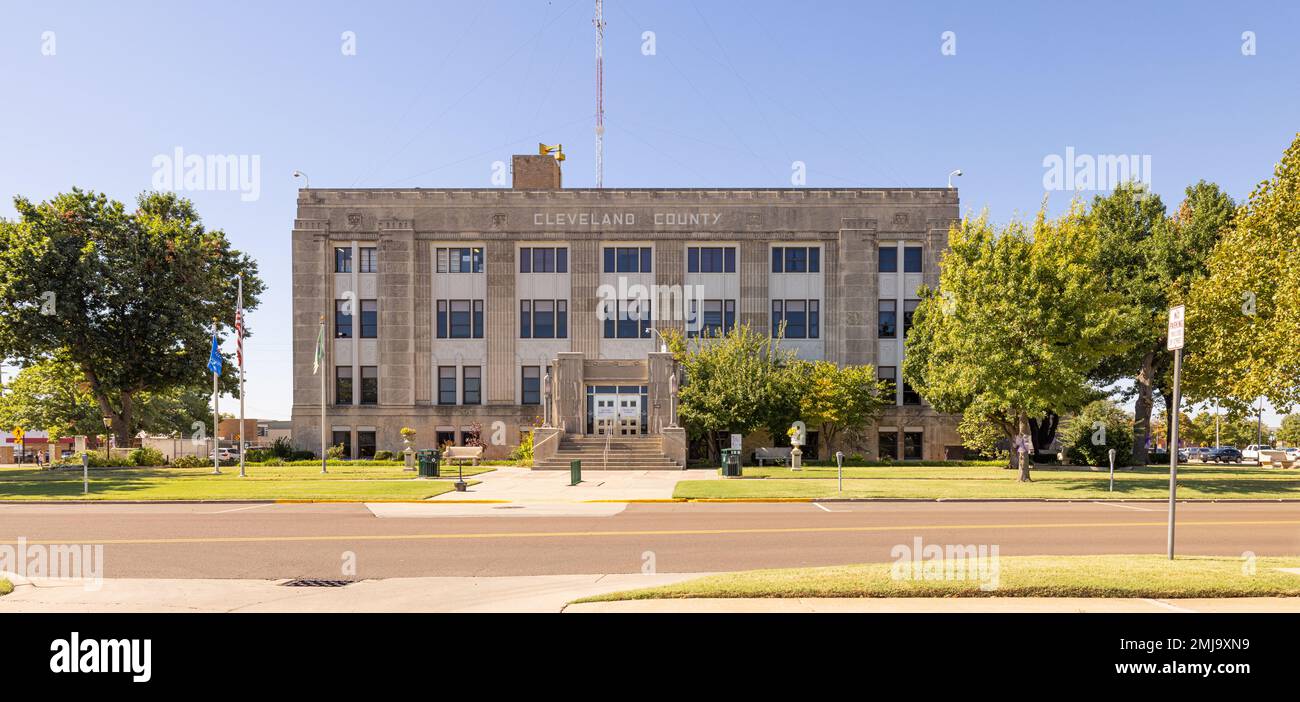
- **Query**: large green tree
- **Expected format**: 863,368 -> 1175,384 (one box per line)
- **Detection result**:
0,189 -> 263,445
903,206 -> 1130,481
1084,181 -> 1236,464
1276,414 -> 1300,447
1187,133 -> 1300,414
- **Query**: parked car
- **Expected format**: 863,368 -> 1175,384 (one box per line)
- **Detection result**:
209,448 -> 234,461
1242,445 -> 1273,461
1186,447 -> 1213,462
1285,447 -> 1300,461
1207,446 -> 1243,463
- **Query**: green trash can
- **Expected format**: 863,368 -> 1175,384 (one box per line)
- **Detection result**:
570,459 -> 581,486
721,448 -> 741,471
723,452 -> 743,477
417,449 -> 441,478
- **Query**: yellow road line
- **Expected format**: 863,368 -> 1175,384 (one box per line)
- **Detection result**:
2,518 -> 1299,546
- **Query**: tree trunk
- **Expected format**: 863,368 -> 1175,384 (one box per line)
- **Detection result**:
1132,350 -> 1155,465
1028,412 -> 1059,461
1017,412 -> 1033,482
1163,392 -> 1175,454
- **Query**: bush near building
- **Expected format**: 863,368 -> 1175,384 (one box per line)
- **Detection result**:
1059,400 -> 1134,467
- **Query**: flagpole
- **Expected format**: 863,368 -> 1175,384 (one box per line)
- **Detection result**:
237,274 -> 246,478
319,315 -> 328,474
212,318 -> 221,475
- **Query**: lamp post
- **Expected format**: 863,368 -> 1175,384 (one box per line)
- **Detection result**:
102,416 -> 112,461
947,169 -> 963,188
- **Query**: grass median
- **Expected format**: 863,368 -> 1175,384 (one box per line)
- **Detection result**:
676,464 -> 1300,500
577,554 -> 1300,601
0,463 -> 486,501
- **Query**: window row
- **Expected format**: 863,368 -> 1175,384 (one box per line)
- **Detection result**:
335,299 -> 377,339
688,246 -> 736,273
520,300 -> 569,339
771,246 -> 820,273
438,366 -> 481,405
437,247 -> 484,274
603,246 -> 653,274
519,247 -> 568,273
771,299 -> 821,339
331,429 -> 377,459
876,366 -> 922,405
879,430 -> 924,460
436,300 -> 485,339
335,247 -> 378,274
879,246 -> 923,274
878,299 -> 919,339
601,300 -> 655,339
688,299 -> 737,338
335,366 -> 378,405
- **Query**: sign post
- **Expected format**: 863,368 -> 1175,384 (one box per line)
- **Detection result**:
1166,305 -> 1185,560
1108,448 -> 1116,492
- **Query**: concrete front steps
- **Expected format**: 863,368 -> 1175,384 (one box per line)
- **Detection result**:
533,435 -> 683,471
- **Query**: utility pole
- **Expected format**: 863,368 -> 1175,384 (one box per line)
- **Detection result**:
594,0 -> 605,188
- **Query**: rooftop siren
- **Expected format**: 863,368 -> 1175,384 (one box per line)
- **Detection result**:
539,143 -> 566,162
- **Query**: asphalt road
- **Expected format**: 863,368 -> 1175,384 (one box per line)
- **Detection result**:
1,501 -> 1298,579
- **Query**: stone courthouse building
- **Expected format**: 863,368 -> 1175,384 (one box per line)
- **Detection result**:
290,154 -> 962,464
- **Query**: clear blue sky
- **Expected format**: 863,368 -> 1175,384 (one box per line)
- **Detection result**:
1,0 -> 1297,424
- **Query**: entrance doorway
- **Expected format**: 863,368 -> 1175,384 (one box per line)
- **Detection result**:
586,385 -> 648,436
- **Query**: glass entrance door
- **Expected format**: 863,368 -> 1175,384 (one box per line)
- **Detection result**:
586,385 -> 649,435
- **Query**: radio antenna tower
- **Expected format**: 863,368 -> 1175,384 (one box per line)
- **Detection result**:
594,0 -> 605,188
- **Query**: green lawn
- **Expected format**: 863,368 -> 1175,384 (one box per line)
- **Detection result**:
577,555 -> 1300,601
0,463 -> 486,501
677,464 -> 1300,500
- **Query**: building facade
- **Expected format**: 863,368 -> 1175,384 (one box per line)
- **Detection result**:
291,155 -> 962,462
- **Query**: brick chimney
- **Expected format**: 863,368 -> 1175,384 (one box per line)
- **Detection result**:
511,154 -> 562,189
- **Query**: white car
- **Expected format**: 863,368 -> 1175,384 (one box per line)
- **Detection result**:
1242,445 -> 1273,461
209,448 -> 234,461
1286,447 -> 1300,461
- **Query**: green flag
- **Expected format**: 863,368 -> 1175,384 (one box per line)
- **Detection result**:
313,321 -> 324,375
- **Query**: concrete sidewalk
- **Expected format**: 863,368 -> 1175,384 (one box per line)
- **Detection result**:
423,466 -> 717,503
0,571 -> 709,613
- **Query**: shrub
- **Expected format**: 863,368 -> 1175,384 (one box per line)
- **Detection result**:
173,454 -> 206,469
271,436 -> 297,460
263,457 -> 285,466
326,443 -> 345,460
1060,400 -> 1134,467
373,450 -> 395,461
508,430 -> 534,464
245,448 -> 274,462
128,447 -> 166,466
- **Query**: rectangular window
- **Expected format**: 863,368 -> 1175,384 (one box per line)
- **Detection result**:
784,300 -> 807,338
520,248 -> 531,273
879,247 -> 897,273
334,247 -> 352,273
903,431 -> 924,459
533,300 -> 555,338
879,299 -> 897,339
772,246 -> 820,273
603,246 -> 652,273
556,247 -> 568,273
335,367 -> 352,405
878,366 -> 897,401
903,381 -> 922,406
360,366 -> 378,405
687,246 -> 735,274
439,300 -> 484,339
519,300 -> 531,339
334,300 -> 353,339
359,247 -> 377,273
360,300 -> 378,338
521,366 -> 541,405
331,430 -> 351,458
436,247 -> 484,274
463,367 -> 481,405
903,299 -> 920,337
879,431 -> 899,461
602,300 -> 651,339
904,246 -> 923,273
534,247 -> 554,273
438,366 -> 457,405
771,300 -> 820,339
357,431 -> 376,459
557,300 -> 568,338
690,299 -> 737,338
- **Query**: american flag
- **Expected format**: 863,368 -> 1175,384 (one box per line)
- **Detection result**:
235,275 -> 244,367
